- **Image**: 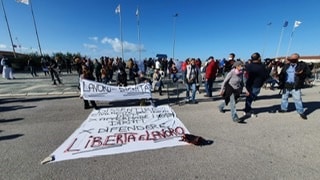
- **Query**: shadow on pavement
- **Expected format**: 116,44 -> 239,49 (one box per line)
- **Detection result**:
0,134 -> 24,141
0,95 -> 78,104
0,118 -> 24,123
302,101 -> 320,115
0,105 -> 36,112
256,94 -> 282,100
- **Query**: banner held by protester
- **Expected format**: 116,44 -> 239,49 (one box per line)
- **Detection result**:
80,79 -> 152,101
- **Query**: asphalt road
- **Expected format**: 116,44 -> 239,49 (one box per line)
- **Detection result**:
1,75 -> 320,180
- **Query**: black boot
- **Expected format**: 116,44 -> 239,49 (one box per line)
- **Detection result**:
91,101 -> 99,110
84,100 -> 90,109
159,87 -> 163,96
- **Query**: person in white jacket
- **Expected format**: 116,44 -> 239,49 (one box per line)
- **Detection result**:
1,57 -> 14,80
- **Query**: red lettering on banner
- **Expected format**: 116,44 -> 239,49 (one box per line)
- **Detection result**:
116,134 -> 124,144
127,134 -> 136,142
175,127 -> 185,135
151,131 -> 162,140
103,135 -> 116,146
91,136 -> 103,147
78,127 -> 186,150
84,136 -> 93,149
64,138 -> 80,153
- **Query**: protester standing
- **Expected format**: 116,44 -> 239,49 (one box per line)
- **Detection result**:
41,57 -> 49,76
185,58 -> 199,104
277,53 -> 308,120
204,56 -> 218,97
80,66 -> 98,110
49,57 -> 62,85
181,59 -> 189,83
169,63 -> 179,82
132,61 -> 140,85
223,53 -> 236,75
152,69 -> 164,96
65,58 -> 72,74
1,56 -> 14,80
27,56 -> 38,77
93,58 -> 102,82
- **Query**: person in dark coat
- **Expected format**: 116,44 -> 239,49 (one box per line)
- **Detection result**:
80,66 -> 98,110
243,52 -> 269,116
277,53 -> 308,120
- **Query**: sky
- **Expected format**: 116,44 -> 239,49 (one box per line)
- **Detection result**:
0,0 -> 320,61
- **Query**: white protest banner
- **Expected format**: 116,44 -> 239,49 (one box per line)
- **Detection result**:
44,105 -> 190,163
80,79 -> 152,101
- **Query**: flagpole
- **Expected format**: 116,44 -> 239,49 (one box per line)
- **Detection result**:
29,0 -> 43,57
1,0 -> 17,58
116,5 -> 124,61
172,13 -> 178,60
286,23 -> 299,59
275,21 -> 287,61
286,33 -> 294,59
136,6 -> 141,61
261,22 -> 271,59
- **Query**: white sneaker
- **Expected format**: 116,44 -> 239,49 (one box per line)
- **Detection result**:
243,112 -> 257,117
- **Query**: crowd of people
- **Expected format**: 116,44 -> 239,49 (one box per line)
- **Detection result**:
0,52 -> 314,121
138,52 -> 312,122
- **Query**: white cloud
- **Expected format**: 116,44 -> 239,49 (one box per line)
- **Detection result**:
0,44 -> 7,49
88,36 -> 98,42
83,43 -> 98,51
101,37 -> 144,53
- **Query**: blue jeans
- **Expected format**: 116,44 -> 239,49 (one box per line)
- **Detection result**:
205,78 -> 214,96
219,94 -> 238,120
281,88 -> 304,114
244,87 -> 261,113
266,77 -> 279,88
171,74 -> 178,82
186,83 -> 196,102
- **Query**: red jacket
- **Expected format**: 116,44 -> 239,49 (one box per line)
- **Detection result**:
205,60 -> 218,79
181,62 -> 187,71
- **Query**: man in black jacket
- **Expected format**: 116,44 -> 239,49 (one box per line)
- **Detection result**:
244,52 -> 268,116
277,53 -> 308,120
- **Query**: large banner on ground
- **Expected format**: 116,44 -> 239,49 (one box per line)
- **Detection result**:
45,105 -> 190,163
80,79 -> 152,101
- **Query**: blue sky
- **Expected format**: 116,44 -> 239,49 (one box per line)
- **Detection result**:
0,0 -> 319,61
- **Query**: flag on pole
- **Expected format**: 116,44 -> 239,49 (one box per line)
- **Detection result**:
294,20 -> 302,28
16,0 -> 29,5
115,4 -> 120,14
283,21 -> 288,27
136,7 -> 139,16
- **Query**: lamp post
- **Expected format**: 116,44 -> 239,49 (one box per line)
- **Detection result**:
1,0 -> 16,58
172,13 -> 178,60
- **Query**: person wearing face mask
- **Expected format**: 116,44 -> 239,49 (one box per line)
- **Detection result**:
218,61 -> 248,122
277,53 -> 308,120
